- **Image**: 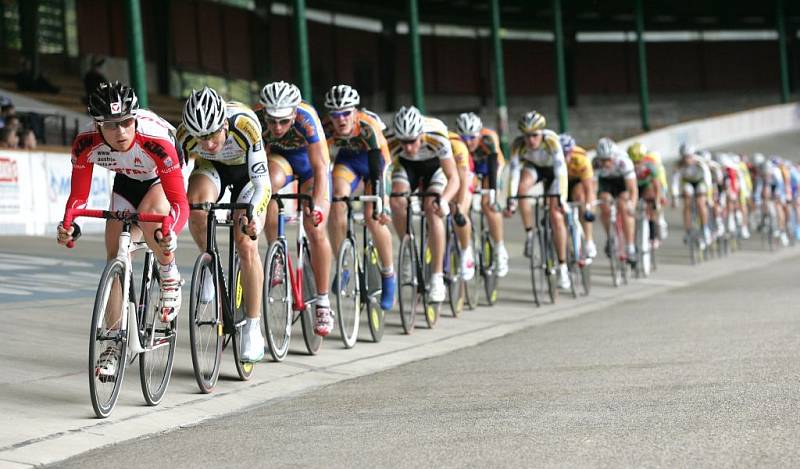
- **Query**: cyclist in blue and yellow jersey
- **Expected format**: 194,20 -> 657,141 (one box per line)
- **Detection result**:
323,84 -> 396,310
506,111 -> 571,290
255,81 -> 334,337
455,112 -> 509,277
448,129 -> 477,281
178,86 -> 272,362
388,106 -> 460,303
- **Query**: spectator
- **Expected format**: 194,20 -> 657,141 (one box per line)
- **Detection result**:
4,115 -> 20,132
19,128 -> 36,150
0,127 -> 19,149
15,57 -> 60,94
83,56 -> 107,105
0,99 -> 14,129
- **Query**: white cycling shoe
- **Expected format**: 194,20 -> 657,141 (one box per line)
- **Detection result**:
585,240 -> 598,259
159,273 -> 182,323
240,320 -> 265,363
557,264 -> 571,290
429,274 -> 446,302
496,244 -> 509,277
461,245 -> 475,281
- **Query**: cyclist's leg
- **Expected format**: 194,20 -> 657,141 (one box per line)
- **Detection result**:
390,163 -> 411,237
424,169 -> 447,301
454,172 -> 474,251
548,171 -> 568,265
682,182 -> 694,233
300,177 -> 332,302
617,190 -> 635,249
187,159 -> 221,251
330,164 -> 357,254
480,172 -> 507,276
517,167 -> 537,229
364,181 -> 397,309
265,155 -> 290,243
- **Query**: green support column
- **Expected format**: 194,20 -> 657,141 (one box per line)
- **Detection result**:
408,0 -> 425,112
776,0 -> 790,103
552,0 -> 568,133
490,0 -> 509,155
124,0 -> 148,108
634,0 -> 650,131
293,0 -> 312,101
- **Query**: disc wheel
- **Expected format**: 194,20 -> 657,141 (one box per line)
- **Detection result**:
230,263 -> 254,380
365,243 -> 385,343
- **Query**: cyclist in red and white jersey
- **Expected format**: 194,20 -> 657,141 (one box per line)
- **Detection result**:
57,82 -> 188,318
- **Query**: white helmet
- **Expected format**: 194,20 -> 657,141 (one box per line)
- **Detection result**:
394,106 -> 424,140
679,143 -> 696,157
456,112 -> 482,136
183,87 -> 226,137
259,81 -> 301,118
595,137 -> 616,160
324,84 -> 360,111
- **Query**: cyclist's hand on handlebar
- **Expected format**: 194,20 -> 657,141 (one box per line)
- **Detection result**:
583,210 -> 596,222
56,222 -> 76,246
434,198 -> 450,218
503,199 -> 517,218
239,214 -> 263,239
155,229 -> 178,255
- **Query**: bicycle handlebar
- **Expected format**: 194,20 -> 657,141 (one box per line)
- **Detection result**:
190,202 -> 257,240
62,208 -> 174,249
331,194 -> 384,220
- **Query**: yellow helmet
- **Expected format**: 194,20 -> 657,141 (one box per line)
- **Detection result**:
627,142 -> 647,163
518,111 -> 546,133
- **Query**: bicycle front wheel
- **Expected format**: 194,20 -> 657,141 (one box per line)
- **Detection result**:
465,214 -> 480,310
336,237 -> 360,349
446,230 -> 465,318
89,259 -> 129,418
365,243 -> 385,343
188,253 -> 222,394
300,242 -> 323,355
139,264 -> 177,406
230,262 -> 254,380
482,231 -> 498,306
397,235 -> 418,334
263,242 -> 292,362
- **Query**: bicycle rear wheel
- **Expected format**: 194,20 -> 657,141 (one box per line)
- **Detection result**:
529,231 -> 542,306
545,234 -> 558,304
365,243 -> 385,343
89,259 -> 128,418
336,237 -> 360,349
397,235 -> 418,334
482,230 -> 498,306
230,262 -> 254,380
139,264 -> 177,406
188,253 -> 222,394
446,228 -> 465,318
421,242 -> 439,329
300,242 -> 323,355
263,242 -> 292,362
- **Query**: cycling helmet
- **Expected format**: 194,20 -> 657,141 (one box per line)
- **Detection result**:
259,81 -> 302,118
182,86 -> 227,137
679,142 -> 696,157
456,112 -> 482,136
361,108 -> 387,131
324,84 -> 360,111
88,81 -> 139,122
753,153 -> 766,168
394,106 -> 424,140
595,137 -> 616,160
518,110 -> 546,133
559,133 -> 576,154
627,142 -> 647,163
698,150 -> 712,161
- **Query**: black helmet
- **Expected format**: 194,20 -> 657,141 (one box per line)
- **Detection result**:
88,81 -> 139,121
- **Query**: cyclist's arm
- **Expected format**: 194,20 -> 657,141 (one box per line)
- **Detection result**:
308,139 -> 330,205
151,139 -> 189,234
246,145 -> 271,217
440,157 -> 460,204
367,148 -> 386,199
64,137 -> 95,214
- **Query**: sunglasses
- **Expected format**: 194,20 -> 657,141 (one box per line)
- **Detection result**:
266,117 -> 293,126
98,117 -> 135,130
525,132 -> 543,138
460,134 -> 478,141
330,110 -> 353,119
399,138 -> 419,145
197,128 -> 224,141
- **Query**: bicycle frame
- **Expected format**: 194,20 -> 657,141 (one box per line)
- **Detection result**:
333,194 -> 383,304
272,193 -> 315,314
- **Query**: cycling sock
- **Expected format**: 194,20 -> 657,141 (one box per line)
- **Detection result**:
381,266 -> 394,277
316,294 -> 330,307
246,317 -> 260,327
159,260 -> 178,278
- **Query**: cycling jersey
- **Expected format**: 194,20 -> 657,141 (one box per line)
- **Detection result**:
326,110 -> 391,192
671,159 -> 712,198
177,101 -> 271,216
67,109 -> 189,233
566,145 -> 592,181
390,117 -> 452,190
643,151 -> 668,195
470,128 -> 505,166
594,151 -> 635,180
511,129 -> 562,168
635,159 -> 659,189
256,101 -> 330,184
447,131 -> 472,171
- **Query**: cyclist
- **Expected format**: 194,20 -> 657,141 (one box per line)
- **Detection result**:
323,84 -> 396,310
57,81 -> 189,379
448,129 -> 476,280
455,112 -> 509,277
628,142 -> 669,240
255,81 -> 334,336
733,153 -> 752,239
561,133 -> 597,259
594,137 -> 638,264
177,87 -> 271,362
671,143 -> 712,248
628,142 -> 663,249
388,106 -> 460,303
753,154 -> 790,246
506,111 -> 571,290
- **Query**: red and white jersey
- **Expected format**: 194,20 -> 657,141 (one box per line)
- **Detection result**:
66,109 -> 189,233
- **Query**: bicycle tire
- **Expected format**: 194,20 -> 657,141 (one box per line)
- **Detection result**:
421,242 -> 439,329
566,228 -> 579,299
88,259 -> 128,418
230,262 -> 254,380
365,243 -> 385,342
580,261 -> 591,296
482,230 -> 498,306
529,230 -> 542,306
139,264 -> 177,406
336,237 -> 360,349
397,235 -> 418,334
446,225 -> 465,318
608,228 -> 620,287
465,211 -> 480,310
262,242 -> 292,362
545,238 -> 558,304
188,253 -> 223,393
300,242 -> 323,355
